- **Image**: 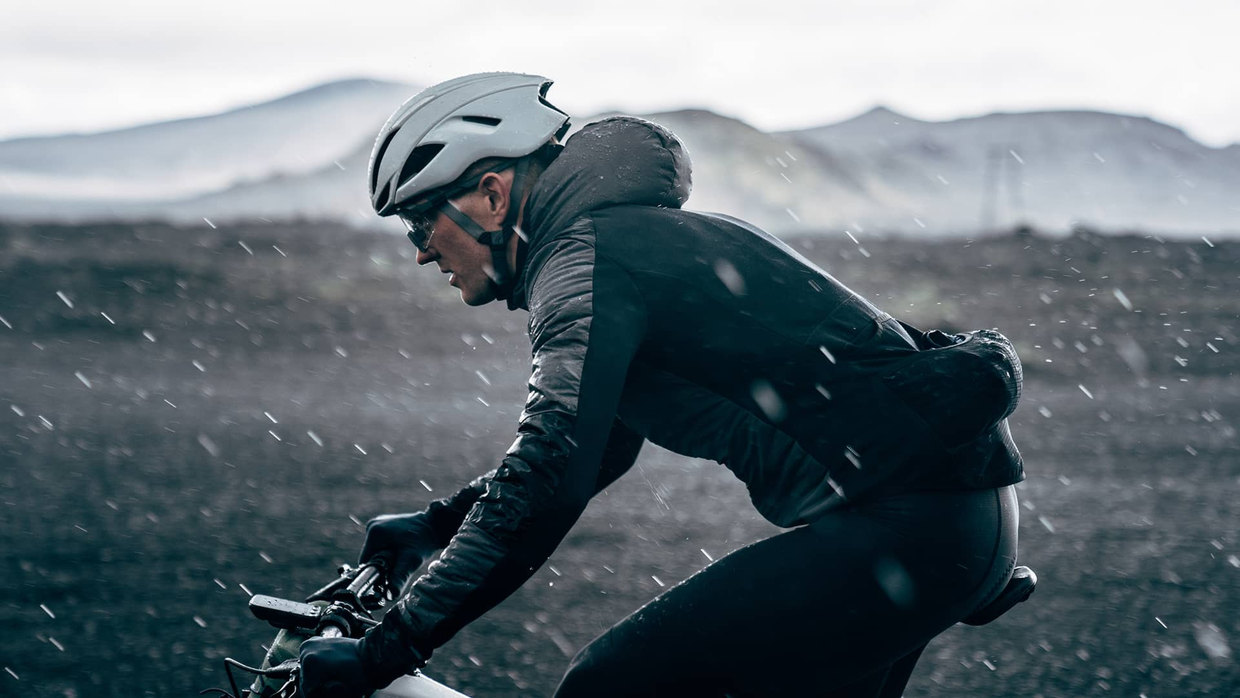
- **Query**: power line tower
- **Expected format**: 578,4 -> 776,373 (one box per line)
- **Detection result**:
980,145 -> 1002,232
980,145 -> 1025,233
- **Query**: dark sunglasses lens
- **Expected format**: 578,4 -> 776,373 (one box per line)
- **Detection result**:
400,212 -> 433,250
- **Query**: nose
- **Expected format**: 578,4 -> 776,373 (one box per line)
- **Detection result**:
415,247 -> 438,265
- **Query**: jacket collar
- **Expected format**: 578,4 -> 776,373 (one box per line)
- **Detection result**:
506,116 -> 693,310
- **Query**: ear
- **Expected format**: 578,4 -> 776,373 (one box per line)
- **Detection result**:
477,171 -> 511,220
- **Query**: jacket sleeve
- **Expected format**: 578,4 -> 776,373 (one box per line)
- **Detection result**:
419,417 -> 645,550
360,236 -> 647,680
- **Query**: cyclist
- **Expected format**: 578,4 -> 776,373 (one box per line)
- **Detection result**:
299,72 -> 1025,698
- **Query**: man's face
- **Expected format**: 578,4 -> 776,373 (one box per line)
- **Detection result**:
413,192 -> 501,306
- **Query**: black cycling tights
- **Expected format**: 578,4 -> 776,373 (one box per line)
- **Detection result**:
554,485 -> 1018,697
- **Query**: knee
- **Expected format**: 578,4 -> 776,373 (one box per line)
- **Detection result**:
554,632 -> 616,698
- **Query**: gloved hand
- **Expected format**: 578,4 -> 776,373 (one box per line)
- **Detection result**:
358,512 -> 440,592
298,637 -> 374,698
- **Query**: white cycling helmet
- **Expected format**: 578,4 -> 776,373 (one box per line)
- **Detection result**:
368,72 -> 571,217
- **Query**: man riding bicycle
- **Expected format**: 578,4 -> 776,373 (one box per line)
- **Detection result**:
299,73 -> 1025,697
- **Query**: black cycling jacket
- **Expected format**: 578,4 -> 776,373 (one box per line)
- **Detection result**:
360,117 -> 1025,678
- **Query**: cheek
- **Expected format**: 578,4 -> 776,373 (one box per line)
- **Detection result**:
468,243 -> 495,273
441,237 -> 470,263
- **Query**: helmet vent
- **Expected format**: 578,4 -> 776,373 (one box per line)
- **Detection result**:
461,115 -> 502,127
375,182 -> 391,210
399,144 -> 445,187
371,128 -> 401,191
372,127 -> 401,190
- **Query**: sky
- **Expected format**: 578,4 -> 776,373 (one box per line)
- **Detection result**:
3,0 -> 1239,147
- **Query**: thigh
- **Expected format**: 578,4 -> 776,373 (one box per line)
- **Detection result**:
555,488 -> 1011,698
556,525 -> 846,697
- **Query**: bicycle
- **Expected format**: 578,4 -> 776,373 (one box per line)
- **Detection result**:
203,560 -> 467,698
205,560 -> 1037,697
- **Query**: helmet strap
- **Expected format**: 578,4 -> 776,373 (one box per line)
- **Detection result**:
437,157 -> 533,301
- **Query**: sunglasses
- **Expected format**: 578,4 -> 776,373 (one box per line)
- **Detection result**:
396,163 -> 518,252
397,200 -> 443,252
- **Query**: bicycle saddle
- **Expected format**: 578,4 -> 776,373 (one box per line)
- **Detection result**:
961,565 -> 1037,626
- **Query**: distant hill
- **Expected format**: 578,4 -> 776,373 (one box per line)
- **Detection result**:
625,109 -> 878,232
784,107 -> 1240,235
171,108 -> 885,233
164,127 -> 382,226
1,78 -> 1237,237
0,78 -> 414,204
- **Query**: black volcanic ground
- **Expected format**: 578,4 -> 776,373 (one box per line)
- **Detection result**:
2,220 -> 1238,696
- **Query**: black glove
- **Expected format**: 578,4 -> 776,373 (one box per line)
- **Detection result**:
298,637 -> 374,698
358,512 -> 440,592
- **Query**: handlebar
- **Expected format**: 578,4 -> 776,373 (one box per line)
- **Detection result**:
347,562 -> 384,598
206,561 -> 393,697
306,558 -> 389,604
249,560 -> 389,637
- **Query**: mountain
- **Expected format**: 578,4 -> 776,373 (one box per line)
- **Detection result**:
151,108 -> 868,229
0,78 -> 415,204
163,127 -> 381,226
784,107 -> 1240,235
625,109 -> 878,232
1,78 -> 1237,237
162,109 -> 884,232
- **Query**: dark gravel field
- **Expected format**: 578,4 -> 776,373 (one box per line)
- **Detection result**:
1,220 -> 1237,697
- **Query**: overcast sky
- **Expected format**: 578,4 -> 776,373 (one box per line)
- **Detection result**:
3,0 -> 1238,147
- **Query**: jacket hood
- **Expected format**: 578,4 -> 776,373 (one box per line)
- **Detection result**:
508,116 -> 692,308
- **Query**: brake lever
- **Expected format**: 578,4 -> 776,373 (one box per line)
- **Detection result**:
271,665 -> 300,698
256,659 -> 300,698
264,658 -> 301,679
